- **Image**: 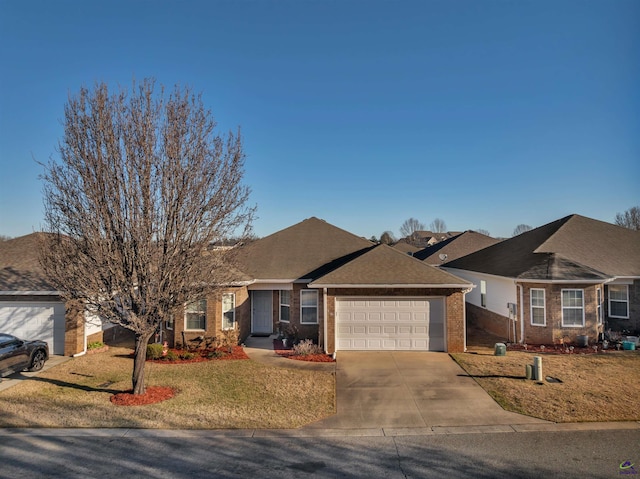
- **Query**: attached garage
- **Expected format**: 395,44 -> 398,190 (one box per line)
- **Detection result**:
0,301 -> 66,355
335,297 -> 445,351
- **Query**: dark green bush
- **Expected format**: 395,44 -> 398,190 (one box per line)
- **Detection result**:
146,343 -> 164,360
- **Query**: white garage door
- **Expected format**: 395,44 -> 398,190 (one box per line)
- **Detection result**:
336,297 -> 445,351
0,302 -> 66,355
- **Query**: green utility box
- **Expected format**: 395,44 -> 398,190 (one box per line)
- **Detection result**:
494,343 -> 506,356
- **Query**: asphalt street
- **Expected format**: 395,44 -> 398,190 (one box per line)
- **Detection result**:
0,428 -> 638,478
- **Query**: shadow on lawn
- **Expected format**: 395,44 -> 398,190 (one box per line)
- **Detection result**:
458,373 -> 526,380
18,375 -> 122,394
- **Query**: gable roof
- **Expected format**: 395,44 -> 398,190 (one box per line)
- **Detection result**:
309,244 -> 472,287
235,217 -> 374,281
414,231 -> 500,265
444,215 -> 640,281
0,233 -> 57,291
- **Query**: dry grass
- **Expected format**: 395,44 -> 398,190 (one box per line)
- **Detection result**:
0,344 -> 335,429
453,327 -> 640,422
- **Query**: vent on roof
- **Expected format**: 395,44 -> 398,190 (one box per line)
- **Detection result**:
439,253 -> 448,261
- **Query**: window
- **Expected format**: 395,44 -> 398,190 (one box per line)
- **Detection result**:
185,300 -> 206,330
530,288 -> 546,326
222,293 -> 236,330
597,287 -> 603,325
561,289 -> 584,327
608,285 -> 629,319
300,290 -> 318,324
480,280 -> 487,308
279,290 -> 290,322
166,316 -> 174,330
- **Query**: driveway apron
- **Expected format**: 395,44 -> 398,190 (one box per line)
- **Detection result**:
307,351 -> 546,429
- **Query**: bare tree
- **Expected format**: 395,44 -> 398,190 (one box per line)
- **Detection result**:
512,224 -> 532,236
39,79 -> 254,395
400,218 -> 425,238
430,218 -> 447,233
379,231 -> 396,245
615,206 -> 640,231
475,229 -> 491,237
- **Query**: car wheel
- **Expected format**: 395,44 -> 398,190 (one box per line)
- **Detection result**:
28,350 -> 47,372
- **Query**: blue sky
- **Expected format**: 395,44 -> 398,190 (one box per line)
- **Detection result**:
1,0 -> 638,240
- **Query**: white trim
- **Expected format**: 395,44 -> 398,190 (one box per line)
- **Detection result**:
307,282 -> 473,289
222,293 -> 236,331
184,299 -> 207,331
608,284 -> 629,319
248,281 -> 294,291
561,289 -> 585,327
530,288 -> 546,326
278,290 -> 290,323
300,290 -> 318,324
323,288 -> 328,354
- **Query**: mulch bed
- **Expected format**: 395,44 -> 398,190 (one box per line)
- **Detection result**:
507,343 -> 607,355
273,339 -> 335,363
110,386 -> 176,406
147,346 -> 249,363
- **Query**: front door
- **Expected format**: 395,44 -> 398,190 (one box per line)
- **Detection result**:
251,291 -> 273,335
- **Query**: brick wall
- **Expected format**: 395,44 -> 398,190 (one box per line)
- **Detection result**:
604,280 -> 640,335
468,282 -> 604,346
64,300 -> 85,356
171,286 -> 250,348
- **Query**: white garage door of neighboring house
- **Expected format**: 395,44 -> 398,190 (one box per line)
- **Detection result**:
0,302 -> 66,355
336,297 -> 445,351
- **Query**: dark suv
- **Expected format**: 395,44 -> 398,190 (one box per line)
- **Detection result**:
0,334 -> 49,377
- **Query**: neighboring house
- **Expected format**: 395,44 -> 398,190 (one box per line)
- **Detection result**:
442,215 -> 640,345
391,239 -> 421,256
166,217 -> 473,353
0,233 -> 120,355
409,231 -> 463,248
413,231 -> 501,265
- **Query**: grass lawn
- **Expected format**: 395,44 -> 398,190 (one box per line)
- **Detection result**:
452,329 -> 640,423
0,343 -> 335,429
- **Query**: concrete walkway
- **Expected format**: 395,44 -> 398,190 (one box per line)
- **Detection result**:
243,335 -> 336,372
244,337 -> 547,430
306,351 -> 547,430
0,354 -> 71,392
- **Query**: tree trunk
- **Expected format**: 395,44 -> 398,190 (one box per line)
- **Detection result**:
132,331 -> 154,395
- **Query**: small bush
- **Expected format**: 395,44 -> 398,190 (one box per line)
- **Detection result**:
212,329 -> 240,349
146,343 -> 164,360
164,350 -> 179,361
87,341 -> 104,350
179,351 -> 196,360
293,339 -> 323,356
207,349 -> 228,359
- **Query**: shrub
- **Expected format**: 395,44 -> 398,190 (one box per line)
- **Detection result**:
179,351 -> 196,360
164,350 -> 179,361
207,349 -> 228,359
87,341 -> 104,350
293,339 -> 323,356
213,329 -> 240,349
146,343 -> 164,360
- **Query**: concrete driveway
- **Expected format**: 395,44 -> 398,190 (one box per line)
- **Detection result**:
307,351 -> 546,430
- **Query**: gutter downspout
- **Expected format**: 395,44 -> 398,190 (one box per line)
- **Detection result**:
73,314 -> 87,357
519,284 -> 525,344
323,288 -> 328,355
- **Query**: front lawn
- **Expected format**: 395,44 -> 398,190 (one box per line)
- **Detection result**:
452,346 -> 640,423
0,344 -> 335,429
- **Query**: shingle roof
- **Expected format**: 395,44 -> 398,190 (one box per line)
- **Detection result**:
310,244 -> 472,287
0,233 -> 56,291
235,217 -> 374,280
414,231 -> 500,265
444,215 -> 640,280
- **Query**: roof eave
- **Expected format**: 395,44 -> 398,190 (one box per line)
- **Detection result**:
307,282 -> 473,289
